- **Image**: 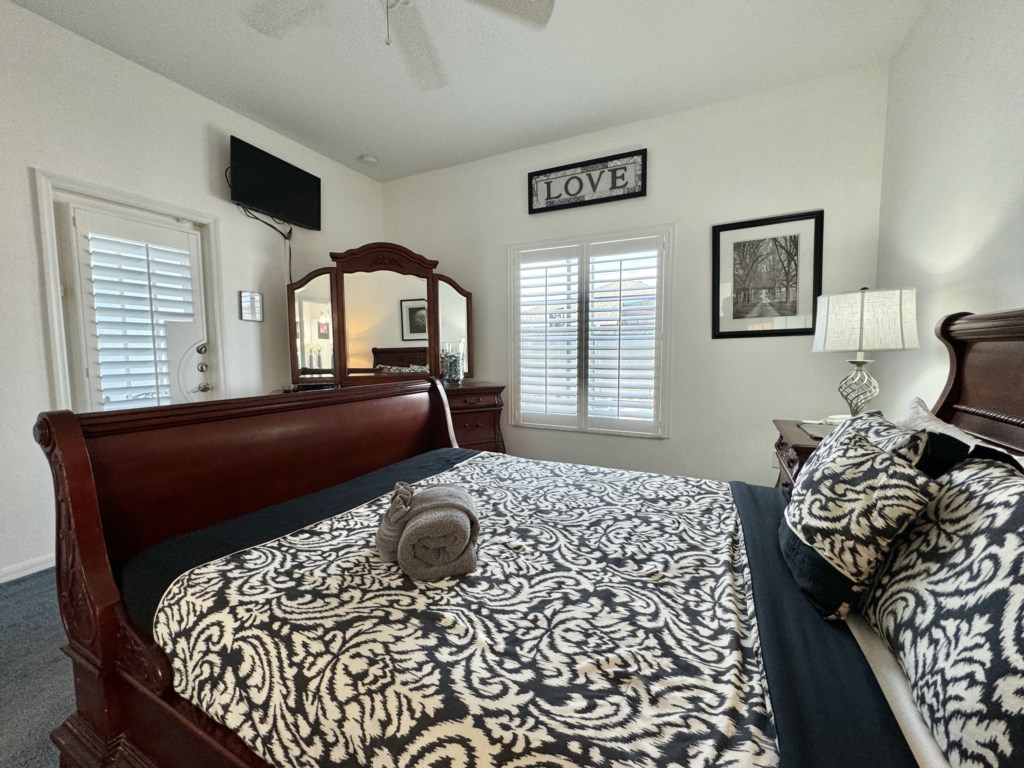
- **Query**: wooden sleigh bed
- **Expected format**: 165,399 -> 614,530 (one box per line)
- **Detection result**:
34,308 -> 1024,768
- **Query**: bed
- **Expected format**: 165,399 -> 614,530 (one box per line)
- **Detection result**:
372,347 -> 428,370
33,308 -> 1024,768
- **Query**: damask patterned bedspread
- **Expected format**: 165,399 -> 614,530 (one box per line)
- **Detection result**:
154,452 -> 779,767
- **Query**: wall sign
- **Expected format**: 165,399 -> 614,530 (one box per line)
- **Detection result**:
528,149 -> 647,214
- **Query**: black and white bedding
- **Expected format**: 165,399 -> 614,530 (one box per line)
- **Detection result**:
139,451 -> 916,768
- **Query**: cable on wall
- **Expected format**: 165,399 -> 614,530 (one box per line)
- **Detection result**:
225,165 -> 295,282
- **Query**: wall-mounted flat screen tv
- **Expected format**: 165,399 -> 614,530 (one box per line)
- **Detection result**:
229,136 -> 321,230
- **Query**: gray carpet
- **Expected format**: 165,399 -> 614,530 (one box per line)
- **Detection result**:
0,568 -> 72,768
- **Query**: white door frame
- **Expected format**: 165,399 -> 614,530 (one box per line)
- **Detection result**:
34,169 -> 226,410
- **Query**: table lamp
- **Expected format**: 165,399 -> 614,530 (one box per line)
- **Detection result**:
812,287 -> 918,415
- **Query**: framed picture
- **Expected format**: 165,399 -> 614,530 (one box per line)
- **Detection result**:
711,210 -> 823,339
400,298 -> 428,341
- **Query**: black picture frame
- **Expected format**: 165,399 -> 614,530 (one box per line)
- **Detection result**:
528,149 -> 647,214
711,210 -> 824,339
400,298 -> 428,341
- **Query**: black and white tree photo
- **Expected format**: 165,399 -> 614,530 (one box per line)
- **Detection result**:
731,234 -> 799,319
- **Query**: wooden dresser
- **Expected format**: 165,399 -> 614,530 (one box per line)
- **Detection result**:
444,381 -> 506,452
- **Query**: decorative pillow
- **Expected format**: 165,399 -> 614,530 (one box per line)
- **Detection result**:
807,410 -> 971,480
862,458 -> 1024,768
818,410 -> 928,467
375,364 -> 430,374
780,429 -> 940,619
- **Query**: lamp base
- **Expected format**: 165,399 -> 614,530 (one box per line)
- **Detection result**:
839,359 -> 879,416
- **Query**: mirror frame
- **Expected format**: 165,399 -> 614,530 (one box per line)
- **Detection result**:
286,266 -> 341,387
331,242 -> 441,381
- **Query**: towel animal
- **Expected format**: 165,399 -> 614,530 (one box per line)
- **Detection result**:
376,483 -> 479,580
375,481 -> 415,563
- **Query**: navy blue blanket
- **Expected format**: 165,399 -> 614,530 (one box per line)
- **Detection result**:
731,481 -> 916,768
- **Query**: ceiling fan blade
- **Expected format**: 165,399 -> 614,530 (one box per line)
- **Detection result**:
464,0 -> 554,29
390,2 -> 447,91
243,0 -> 324,39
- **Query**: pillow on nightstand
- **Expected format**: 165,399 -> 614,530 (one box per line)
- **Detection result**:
779,428 -> 940,620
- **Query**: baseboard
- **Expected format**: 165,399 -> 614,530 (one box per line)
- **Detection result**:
0,552 -> 56,583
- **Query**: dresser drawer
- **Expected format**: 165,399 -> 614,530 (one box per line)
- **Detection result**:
448,391 -> 502,410
452,412 -> 499,448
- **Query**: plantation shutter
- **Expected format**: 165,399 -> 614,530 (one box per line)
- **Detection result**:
512,228 -> 669,437
586,235 -> 663,434
515,245 -> 581,428
71,208 -> 204,411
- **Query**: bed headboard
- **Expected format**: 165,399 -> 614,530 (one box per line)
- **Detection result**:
372,346 -> 428,368
933,307 -> 1024,453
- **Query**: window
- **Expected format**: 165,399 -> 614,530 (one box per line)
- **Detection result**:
511,226 -> 671,437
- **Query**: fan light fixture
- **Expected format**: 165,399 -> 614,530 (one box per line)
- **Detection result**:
812,287 -> 919,415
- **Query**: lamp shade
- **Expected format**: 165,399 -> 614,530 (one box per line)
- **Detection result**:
812,288 -> 918,354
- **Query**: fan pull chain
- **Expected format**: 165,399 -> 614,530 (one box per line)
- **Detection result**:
385,0 -> 392,45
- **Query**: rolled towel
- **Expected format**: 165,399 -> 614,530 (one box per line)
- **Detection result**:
376,481 -> 415,563
397,484 -> 479,581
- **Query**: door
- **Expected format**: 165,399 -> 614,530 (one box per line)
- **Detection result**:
63,205 -> 213,411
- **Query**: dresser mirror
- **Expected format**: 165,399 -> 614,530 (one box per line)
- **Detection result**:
343,270 -> 431,373
437,274 -> 473,379
287,242 -> 473,386
287,267 -> 339,387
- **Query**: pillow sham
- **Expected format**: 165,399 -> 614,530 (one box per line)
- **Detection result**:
861,458 -> 1024,768
780,429 -> 940,620
818,410 -> 928,466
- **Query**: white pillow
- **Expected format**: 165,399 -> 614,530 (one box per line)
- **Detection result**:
897,397 -> 1024,473
894,397 -> 978,448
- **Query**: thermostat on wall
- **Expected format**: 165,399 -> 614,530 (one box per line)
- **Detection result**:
239,291 -> 263,322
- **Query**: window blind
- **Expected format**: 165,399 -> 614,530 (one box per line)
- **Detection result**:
516,245 -> 581,427
85,232 -> 195,410
586,237 -> 661,432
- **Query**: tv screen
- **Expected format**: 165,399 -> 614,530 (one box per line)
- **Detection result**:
229,136 -> 321,230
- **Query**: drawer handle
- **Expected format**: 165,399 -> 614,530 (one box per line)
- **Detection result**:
461,397 -> 483,405
462,422 -> 483,431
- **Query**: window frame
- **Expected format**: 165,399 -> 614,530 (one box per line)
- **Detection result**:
509,225 -> 673,439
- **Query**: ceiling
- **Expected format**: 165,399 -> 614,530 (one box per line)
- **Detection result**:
12,0 -> 926,182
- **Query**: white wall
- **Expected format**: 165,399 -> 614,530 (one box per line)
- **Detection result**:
382,66 -> 890,484
873,0 -> 1024,413
0,2 -> 384,580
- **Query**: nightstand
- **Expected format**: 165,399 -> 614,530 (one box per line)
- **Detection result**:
773,419 -> 823,491
443,381 -> 506,453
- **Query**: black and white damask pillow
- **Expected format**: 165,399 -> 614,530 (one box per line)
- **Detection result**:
822,410 -> 928,466
780,429 -> 940,619
862,458 -> 1024,768
808,410 -> 969,480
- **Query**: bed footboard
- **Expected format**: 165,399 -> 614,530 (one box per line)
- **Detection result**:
34,379 -> 456,768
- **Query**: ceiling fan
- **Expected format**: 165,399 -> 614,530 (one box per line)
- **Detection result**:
244,0 -> 555,91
